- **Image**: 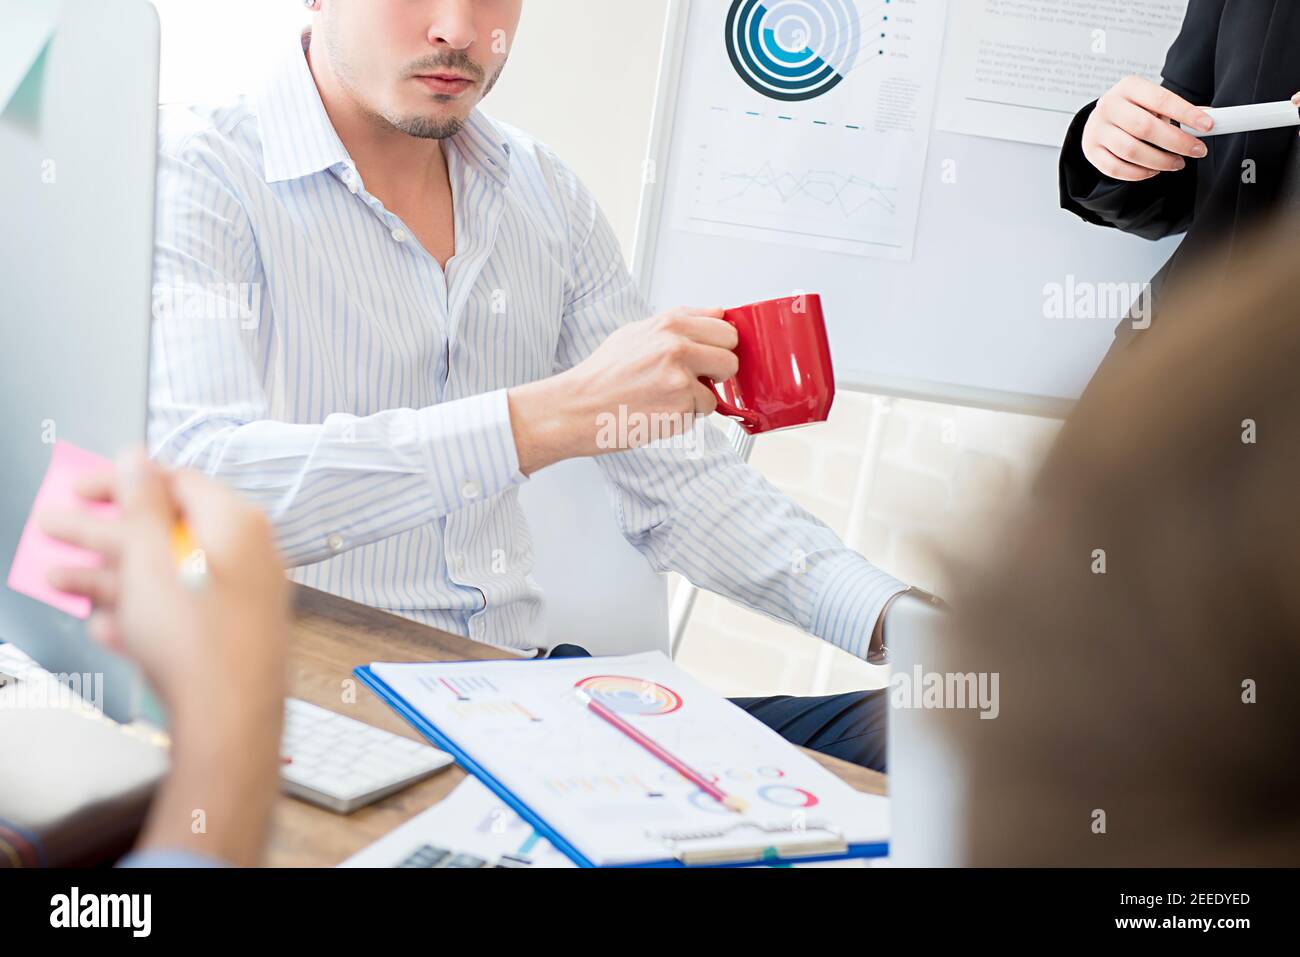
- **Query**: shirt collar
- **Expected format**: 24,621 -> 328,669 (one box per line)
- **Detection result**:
256,31 -> 350,184
455,109 -> 513,190
256,30 -> 512,190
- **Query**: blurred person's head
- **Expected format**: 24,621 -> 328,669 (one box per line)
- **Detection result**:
945,215 -> 1300,865
309,0 -> 522,140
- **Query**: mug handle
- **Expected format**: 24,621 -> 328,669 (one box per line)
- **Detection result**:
699,376 -> 761,432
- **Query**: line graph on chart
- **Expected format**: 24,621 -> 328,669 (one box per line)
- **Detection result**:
683,112 -> 911,252
716,159 -> 899,219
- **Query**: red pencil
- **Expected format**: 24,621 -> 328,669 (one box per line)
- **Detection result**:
574,688 -> 748,814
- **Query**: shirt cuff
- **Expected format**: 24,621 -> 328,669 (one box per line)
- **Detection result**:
417,388 -> 528,510
118,848 -> 227,868
808,551 -> 910,662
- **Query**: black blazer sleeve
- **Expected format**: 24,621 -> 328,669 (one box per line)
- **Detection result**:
1058,0 -> 1225,240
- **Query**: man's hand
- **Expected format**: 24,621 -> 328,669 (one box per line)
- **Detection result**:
1082,75 -> 1213,182
509,307 -> 740,475
40,450 -> 290,866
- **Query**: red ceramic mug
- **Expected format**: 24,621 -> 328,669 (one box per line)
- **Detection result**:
702,294 -> 835,435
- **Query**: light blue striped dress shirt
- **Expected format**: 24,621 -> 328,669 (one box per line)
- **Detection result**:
148,33 -> 907,659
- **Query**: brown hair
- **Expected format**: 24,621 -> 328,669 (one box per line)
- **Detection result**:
946,215 -> 1300,865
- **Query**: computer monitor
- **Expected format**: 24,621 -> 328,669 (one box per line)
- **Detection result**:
0,0 -> 161,722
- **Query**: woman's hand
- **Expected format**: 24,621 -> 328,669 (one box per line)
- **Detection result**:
40,450 -> 291,866
1082,75 -> 1214,182
40,450 -> 289,719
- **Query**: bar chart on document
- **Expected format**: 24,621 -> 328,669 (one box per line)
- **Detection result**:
673,0 -> 948,261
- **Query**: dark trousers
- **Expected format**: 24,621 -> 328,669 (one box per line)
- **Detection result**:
547,645 -> 888,773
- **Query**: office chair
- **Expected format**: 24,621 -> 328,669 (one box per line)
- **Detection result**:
516,458 -> 670,657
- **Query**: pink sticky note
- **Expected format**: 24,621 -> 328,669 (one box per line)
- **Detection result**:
6,442 -> 120,619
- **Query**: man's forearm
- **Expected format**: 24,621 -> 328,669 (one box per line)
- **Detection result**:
509,308 -> 743,476
508,372 -> 595,476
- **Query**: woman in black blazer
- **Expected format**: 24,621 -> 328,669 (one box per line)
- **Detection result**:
1058,0 -> 1300,352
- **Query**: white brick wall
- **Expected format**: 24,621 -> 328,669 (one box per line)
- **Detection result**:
674,393 -> 1062,698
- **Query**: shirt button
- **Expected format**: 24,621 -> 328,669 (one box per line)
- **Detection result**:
391,228 -> 408,243
326,533 -> 344,553
346,179 -> 359,194
461,481 -> 481,501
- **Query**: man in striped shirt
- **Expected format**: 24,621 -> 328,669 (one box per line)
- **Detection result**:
149,1 -> 913,771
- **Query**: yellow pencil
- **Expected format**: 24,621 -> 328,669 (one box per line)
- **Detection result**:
171,522 -> 207,587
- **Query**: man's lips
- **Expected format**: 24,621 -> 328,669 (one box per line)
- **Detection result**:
414,74 -> 476,95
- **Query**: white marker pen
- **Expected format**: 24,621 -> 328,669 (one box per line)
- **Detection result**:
1182,101 -> 1300,138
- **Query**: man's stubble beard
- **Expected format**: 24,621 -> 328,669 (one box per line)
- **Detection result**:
395,61 -> 506,139
322,28 -> 508,141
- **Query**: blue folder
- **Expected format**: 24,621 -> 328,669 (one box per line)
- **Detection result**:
356,664 -> 889,868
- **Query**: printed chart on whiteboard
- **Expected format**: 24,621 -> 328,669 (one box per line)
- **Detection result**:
672,0 -> 949,261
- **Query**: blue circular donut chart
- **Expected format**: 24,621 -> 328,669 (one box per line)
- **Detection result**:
725,0 -> 863,102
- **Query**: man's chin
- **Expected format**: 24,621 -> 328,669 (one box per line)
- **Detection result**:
390,111 -> 469,141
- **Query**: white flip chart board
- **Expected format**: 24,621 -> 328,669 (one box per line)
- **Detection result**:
633,0 -> 1189,416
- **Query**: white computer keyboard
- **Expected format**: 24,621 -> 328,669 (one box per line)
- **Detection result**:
280,698 -> 453,814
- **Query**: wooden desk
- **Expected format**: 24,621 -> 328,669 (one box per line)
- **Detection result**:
269,587 -> 888,867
